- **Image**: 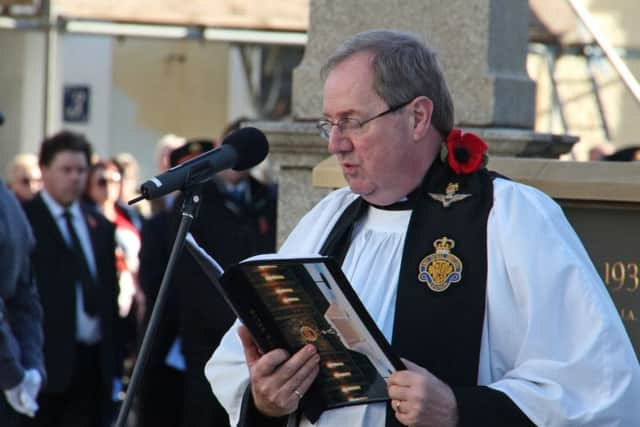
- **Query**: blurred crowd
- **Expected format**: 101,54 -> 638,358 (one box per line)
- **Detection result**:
1,120 -> 277,427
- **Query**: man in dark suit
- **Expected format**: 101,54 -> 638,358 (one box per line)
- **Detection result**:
23,131 -> 122,427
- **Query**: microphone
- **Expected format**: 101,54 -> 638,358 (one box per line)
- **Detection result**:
134,127 -> 268,202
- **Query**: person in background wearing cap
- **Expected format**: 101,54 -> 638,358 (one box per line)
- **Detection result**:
170,125 -> 276,427
6,153 -> 42,203
137,139 -> 189,427
138,138 -> 224,427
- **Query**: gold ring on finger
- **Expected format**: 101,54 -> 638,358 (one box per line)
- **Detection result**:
294,389 -> 302,399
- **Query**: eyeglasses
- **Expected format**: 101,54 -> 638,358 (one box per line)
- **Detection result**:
97,174 -> 121,187
20,177 -> 41,186
316,98 -> 414,141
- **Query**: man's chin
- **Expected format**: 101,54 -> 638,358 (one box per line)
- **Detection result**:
346,181 -> 374,198
61,192 -> 82,207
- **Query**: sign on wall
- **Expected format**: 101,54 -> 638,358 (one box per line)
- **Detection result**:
561,200 -> 640,358
63,85 -> 90,123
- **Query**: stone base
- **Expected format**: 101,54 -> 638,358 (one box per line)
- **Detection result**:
463,127 -> 577,158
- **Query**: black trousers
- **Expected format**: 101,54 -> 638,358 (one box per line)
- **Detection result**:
138,364 -> 184,427
182,365 -> 230,427
24,343 -> 106,427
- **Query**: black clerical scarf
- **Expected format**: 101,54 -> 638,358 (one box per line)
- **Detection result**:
320,160 -> 534,426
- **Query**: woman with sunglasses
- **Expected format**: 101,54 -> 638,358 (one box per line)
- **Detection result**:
84,160 -> 145,400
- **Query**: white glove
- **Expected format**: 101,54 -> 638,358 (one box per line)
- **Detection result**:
112,377 -> 123,402
22,369 -> 42,401
3,369 -> 41,417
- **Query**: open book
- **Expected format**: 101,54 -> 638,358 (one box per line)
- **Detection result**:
185,234 -> 405,420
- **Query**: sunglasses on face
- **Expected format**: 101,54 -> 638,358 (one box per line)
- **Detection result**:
20,177 -> 41,186
96,175 -> 121,187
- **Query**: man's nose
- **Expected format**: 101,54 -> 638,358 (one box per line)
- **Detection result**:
70,169 -> 85,181
327,127 -> 350,154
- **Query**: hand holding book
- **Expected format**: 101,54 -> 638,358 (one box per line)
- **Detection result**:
185,235 -> 405,421
237,325 -> 320,417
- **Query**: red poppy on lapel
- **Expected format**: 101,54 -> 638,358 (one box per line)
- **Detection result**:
258,216 -> 269,235
443,128 -> 488,175
86,214 -> 98,229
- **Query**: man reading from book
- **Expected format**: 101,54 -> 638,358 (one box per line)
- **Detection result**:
206,29 -> 640,427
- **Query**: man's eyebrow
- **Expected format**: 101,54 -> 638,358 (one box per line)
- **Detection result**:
322,108 -> 360,119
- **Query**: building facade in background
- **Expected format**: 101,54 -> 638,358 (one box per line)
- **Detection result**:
0,0 -> 638,180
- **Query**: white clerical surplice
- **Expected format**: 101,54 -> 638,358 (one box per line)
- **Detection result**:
206,178 -> 640,427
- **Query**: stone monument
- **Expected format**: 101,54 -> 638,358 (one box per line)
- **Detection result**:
259,0 -> 576,245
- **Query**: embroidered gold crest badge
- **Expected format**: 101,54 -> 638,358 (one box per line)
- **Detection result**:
428,182 -> 471,208
418,237 -> 463,292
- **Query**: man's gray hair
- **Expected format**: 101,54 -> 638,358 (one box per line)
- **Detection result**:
321,29 -> 454,136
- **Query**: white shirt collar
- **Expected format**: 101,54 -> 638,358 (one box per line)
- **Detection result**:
223,179 -> 249,193
40,190 -> 82,220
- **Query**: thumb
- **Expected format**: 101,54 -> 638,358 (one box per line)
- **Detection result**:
400,357 -> 427,374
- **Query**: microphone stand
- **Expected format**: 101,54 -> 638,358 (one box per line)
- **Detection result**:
115,186 -> 203,427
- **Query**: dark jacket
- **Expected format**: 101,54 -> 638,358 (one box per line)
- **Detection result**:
23,193 -> 122,394
176,176 -> 277,427
0,182 -> 45,392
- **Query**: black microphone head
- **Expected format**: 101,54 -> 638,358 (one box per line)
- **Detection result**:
222,127 -> 269,171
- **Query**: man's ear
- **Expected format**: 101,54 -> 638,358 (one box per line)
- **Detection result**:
411,96 -> 434,140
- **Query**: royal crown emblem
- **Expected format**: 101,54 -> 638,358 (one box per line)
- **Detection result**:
428,182 -> 471,208
418,237 -> 463,292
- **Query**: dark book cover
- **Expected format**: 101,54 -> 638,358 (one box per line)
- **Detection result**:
185,237 -> 405,420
